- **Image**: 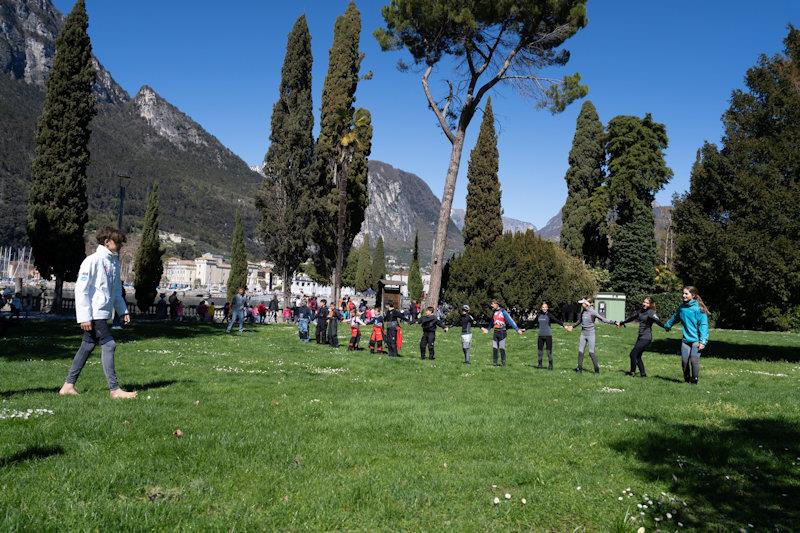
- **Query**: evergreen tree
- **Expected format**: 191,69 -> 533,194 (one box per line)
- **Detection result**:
560,100 -> 608,265
674,27 -> 800,329
257,15 -> 315,309
310,1 -> 370,302
605,114 -> 672,295
227,212 -> 248,303
462,97 -> 503,250
372,235 -> 386,289
354,237 -> 373,292
26,0 -> 96,312
342,246 -> 359,288
408,231 -> 424,300
133,184 -> 164,312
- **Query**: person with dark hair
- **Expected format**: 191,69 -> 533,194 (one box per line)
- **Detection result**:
418,306 -> 448,360
168,291 -> 178,320
367,306 -> 385,354
296,299 -> 314,342
571,297 -> 616,374
226,287 -> 247,333
315,299 -> 328,344
327,301 -> 343,347
59,227 -> 136,399
155,293 -> 167,320
383,302 -> 409,357
532,302 -> 571,370
347,312 -> 367,351
268,295 -> 279,323
460,304 -> 475,364
481,298 -> 524,366
664,286 -> 710,384
619,296 -> 667,377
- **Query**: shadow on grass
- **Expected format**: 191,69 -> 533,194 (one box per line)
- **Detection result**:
0,386 -> 60,398
0,445 -> 64,468
123,379 -> 188,392
611,416 -> 800,530
0,321 -> 229,362
648,338 -> 800,362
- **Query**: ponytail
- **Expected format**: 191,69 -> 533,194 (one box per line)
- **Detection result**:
685,286 -> 708,314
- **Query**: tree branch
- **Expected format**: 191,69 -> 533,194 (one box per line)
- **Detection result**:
422,64 -> 456,144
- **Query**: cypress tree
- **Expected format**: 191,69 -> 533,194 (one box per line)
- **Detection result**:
560,100 -> 608,265
372,235 -> 386,290
133,184 -> 164,312
408,231 -> 423,301
257,15 -> 315,309
342,246 -> 359,288
606,114 -> 672,295
26,0 -> 96,312
674,27 -> 800,329
462,97 -> 503,250
354,236 -> 373,292
227,212 -> 248,303
310,1 -> 368,300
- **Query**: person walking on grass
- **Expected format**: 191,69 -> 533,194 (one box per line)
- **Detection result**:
481,299 -> 524,367
532,302 -> 572,370
296,299 -> 314,343
571,297 -> 616,374
59,227 -> 137,399
327,301 -> 343,347
347,312 -> 367,351
664,286 -> 710,385
268,295 -> 279,323
226,287 -> 247,334
315,299 -> 328,344
460,304 -> 475,364
419,306 -> 448,360
619,296 -> 667,378
383,301 -> 409,357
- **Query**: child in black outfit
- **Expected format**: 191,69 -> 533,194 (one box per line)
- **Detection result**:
418,306 -> 448,360
460,304 -> 475,364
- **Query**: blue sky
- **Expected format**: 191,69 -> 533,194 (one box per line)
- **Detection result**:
55,0 -> 799,228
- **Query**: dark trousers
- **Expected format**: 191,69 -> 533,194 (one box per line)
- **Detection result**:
537,335 -> 553,368
420,331 -> 436,359
349,332 -> 361,350
386,326 -> 399,357
316,320 -> 327,344
327,319 -> 338,347
629,336 -> 651,375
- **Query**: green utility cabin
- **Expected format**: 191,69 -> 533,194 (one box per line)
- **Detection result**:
594,292 -> 626,322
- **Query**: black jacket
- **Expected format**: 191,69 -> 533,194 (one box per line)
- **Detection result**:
622,308 -> 666,339
419,314 -> 447,333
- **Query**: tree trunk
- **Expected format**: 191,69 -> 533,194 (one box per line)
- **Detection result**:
53,274 -> 63,314
333,160 -> 348,305
424,129 -> 466,309
282,265 -> 291,316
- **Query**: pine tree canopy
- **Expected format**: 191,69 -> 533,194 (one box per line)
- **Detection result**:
408,231 -> 424,300
372,235 -> 386,286
462,97 -> 503,250
27,0 -> 96,283
673,26 -> 800,330
133,184 -> 164,312
227,211 -> 248,303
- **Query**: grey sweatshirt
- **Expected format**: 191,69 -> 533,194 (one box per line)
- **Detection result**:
573,307 -> 614,332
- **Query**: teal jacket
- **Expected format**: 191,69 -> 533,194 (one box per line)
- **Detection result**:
665,299 -> 709,345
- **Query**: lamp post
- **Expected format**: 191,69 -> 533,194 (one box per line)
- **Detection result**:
117,174 -> 132,231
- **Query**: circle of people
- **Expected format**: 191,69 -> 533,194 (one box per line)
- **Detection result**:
227,285 -> 711,386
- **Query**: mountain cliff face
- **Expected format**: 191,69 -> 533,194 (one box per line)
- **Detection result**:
356,161 -> 464,264
450,208 -> 536,235
0,0 -> 263,252
536,210 -> 563,241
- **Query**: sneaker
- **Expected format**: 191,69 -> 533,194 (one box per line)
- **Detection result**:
640,373 -> 647,378
625,371 -> 635,376
536,364 -> 543,369
574,367 -> 582,373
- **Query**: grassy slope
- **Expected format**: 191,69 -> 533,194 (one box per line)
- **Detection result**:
1,322 -> 799,531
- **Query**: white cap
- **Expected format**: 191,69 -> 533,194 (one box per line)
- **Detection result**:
577,298 -> 590,305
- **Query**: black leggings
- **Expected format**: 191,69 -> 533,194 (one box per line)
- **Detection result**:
537,336 -> 553,366
420,331 -> 436,359
629,336 -> 651,375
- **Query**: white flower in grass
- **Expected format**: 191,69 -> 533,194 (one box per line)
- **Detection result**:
493,497 -> 500,505
576,486 -> 581,491
678,522 -> 683,527
492,484 -> 497,489
521,498 -> 527,505
666,513 -> 673,519
504,493 -> 511,500
618,497 -> 624,501
637,527 -> 645,533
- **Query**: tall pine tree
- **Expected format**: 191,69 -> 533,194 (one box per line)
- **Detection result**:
372,235 -> 386,289
311,1 -> 370,302
26,0 -> 95,312
133,184 -> 164,312
227,212 -> 248,303
560,100 -> 608,265
606,114 -> 672,296
462,98 -> 503,250
354,237 -> 373,292
674,27 -> 800,329
408,231 -> 423,301
257,15 -> 315,309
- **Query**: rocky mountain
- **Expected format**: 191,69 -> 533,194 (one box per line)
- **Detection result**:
536,210 -> 563,241
450,208 -> 536,235
0,0 -> 263,252
356,161 -> 464,264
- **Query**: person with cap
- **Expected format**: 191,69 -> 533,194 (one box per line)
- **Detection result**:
480,298 -> 524,366
532,302 -> 572,370
571,297 -> 616,373
460,304 -> 476,364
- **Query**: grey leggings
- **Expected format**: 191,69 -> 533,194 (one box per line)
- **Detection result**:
681,341 -> 701,382
577,331 -> 599,371
65,320 -> 119,390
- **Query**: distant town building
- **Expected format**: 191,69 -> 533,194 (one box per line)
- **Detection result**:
163,253 -> 275,292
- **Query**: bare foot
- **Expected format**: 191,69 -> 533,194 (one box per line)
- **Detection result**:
110,389 -> 138,399
59,383 -> 79,396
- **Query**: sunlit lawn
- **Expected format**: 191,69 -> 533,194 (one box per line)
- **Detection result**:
2,320 -> 799,531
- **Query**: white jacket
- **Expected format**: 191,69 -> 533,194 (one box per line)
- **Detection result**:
75,245 -> 128,323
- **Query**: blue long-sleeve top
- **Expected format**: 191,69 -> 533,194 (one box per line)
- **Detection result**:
664,299 -> 709,345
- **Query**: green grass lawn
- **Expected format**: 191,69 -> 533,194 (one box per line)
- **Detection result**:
2,320 -> 799,531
